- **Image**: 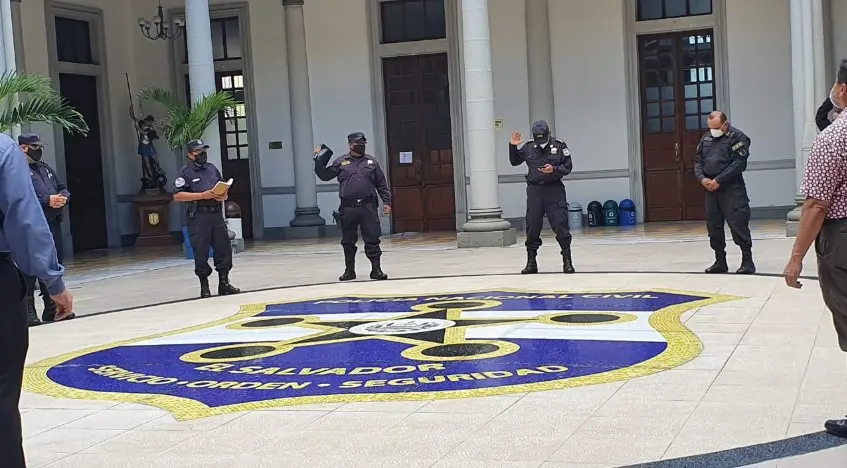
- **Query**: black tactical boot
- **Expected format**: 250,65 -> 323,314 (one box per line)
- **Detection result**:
25,296 -> 41,327
705,251 -> 729,274
218,273 -> 241,296
736,250 -> 756,275
521,251 -> 538,275
562,249 -> 575,274
369,257 -> 388,281
340,249 -> 356,281
825,417 -> 847,438
199,277 -> 212,298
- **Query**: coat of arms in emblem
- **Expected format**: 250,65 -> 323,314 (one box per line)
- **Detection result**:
24,289 -> 739,420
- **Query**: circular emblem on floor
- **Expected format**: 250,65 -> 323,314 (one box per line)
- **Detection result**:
24,288 -> 739,420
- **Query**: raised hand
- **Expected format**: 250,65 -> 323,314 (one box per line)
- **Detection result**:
510,131 -> 524,146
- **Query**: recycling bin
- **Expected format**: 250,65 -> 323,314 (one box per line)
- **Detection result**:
603,200 -> 620,226
619,198 -> 636,226
587,201 -> 603,227
568,202 -> 583,229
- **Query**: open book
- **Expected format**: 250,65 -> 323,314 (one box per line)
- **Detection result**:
212,179 -> 233,197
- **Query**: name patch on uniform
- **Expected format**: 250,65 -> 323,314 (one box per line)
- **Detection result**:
174,177 -> 186,188
23,289 -> 740,420
551,147 -> 558,154
192,178 -> 201,183
341,160 -> 351,166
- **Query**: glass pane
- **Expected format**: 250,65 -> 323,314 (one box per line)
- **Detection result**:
211,21 -> 225,60
221,76 -> 233,90
226,133 -> 238,146
237,118 -> 247,130
686,116 -> 700,130
661,101 -> 675,116
685,100 -> 699,115
684,84 -> 698,99
662,118 -> 675,132
664,0 -> 687,17
227,147 -> 238,160
233,75 -> 244,89
646,87 -> 660,101
236,104 -> 246,117
240,145 -> 249,160
225,119 -> 236,132
55,17 -> 93,64
224,18 -> 242,59
638,0 -> 663,20
701,114 -> 709,127
661,86 -> 674,100
381,1 -> 404,43
404,0 -> 426,41
700,98 -> 714,113
646,118 -> 661,133
689,0 -> 712,15
424,0 -> 446,40
646,103 -> 660,118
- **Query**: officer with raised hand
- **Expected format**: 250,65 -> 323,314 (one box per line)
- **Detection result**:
694,111 -> 755,275
173,139 -> 241,298
314,132 -> 391,282
19,133 -> 73,325
509,120 -> 575,274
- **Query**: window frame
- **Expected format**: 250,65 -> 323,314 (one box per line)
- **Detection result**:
379,0 -> 447,45
636,0 -> 713,22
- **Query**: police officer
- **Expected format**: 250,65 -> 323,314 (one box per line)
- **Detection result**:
0,131 -> 73,468
509,120 -> 575,274
314,132 -> 391,282
173,139 -> 241,297
694,111 -> 755,275
19,133 -> 73,326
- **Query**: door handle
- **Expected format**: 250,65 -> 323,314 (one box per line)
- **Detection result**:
414,160 -> 421,176
673,142 -> 680,162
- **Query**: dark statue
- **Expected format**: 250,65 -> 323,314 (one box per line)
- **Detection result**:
127,74 -> 168,192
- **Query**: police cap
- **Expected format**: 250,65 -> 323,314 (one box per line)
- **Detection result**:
347,132 -> 367,144
18,133 -> 41,145
531,120 -> 550,138
186,139 -> 210,152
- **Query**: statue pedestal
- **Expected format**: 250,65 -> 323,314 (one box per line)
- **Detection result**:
133,190 -> 174,247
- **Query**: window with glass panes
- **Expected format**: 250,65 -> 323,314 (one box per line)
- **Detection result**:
380,0 -> 446,44
182,17 -> 242,63
218,72 -> 248,161
637,0 -> 712,21
55,17 -> 94,64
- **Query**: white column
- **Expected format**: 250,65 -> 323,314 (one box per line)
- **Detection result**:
786,0 -> 824,236
525,0 -> 555,133
0,0 -> 18,138
185,0 -> 222,168
458,0 -> 514,247
284,0 -> 323,228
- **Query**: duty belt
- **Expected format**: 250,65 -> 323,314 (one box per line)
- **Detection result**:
340,197 -> 375,208
0,252 -> 9,260
196,204 -> 222,214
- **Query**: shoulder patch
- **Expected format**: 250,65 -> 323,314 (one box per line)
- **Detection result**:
732,142 -> 745,151
174,177 -> 186,188
563,148 -> 571,157
341,160 -> 351,166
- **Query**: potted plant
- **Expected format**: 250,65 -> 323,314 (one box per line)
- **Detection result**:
0,71 -> 88,134
137,87 -> 237,151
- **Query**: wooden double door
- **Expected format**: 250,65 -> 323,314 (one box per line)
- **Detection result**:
382,53 -> 456,233
638,29 -> 717,222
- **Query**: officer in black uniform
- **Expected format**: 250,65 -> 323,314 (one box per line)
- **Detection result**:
509,120 -> 575,274
694,111 -> 755,275
19,133 -> 74,326
173,139 -> 241,297
314,132 -> 391,282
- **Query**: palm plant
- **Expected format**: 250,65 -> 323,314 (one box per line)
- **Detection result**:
137,87 -> 237,151
0,71 -> 88,135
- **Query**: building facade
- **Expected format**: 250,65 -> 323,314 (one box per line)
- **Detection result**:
4,0 -> 840,253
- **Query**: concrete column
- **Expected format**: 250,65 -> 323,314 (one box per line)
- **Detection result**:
786,0 -> 823,236
0,0 -> 18,138
185,0 -> 222,168
525,0 -> 555,133
284,0 -> 323,228
457,0 -> 515,248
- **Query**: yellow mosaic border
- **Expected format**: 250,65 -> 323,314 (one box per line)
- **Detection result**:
23,287 -> 741,420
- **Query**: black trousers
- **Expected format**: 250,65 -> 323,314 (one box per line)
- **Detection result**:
0,255 -> 29,468
525,182 -> 572,253
704,182 -> 752,252
25,219 -> 62,301
817,220 -> 847,351
188,210 -> 233,278
340,202 -> 382,259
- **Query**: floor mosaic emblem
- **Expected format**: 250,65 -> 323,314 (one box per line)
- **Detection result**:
24,289 -> 739,420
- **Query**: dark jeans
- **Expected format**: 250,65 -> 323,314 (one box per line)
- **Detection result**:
705,182 -> 752,252
188,210 -> 233,278
25,219 -> 62,300
817,220 -> 847,352
0,255 -> 29,467
525,182 -> 572,253
340,201 -> 382,259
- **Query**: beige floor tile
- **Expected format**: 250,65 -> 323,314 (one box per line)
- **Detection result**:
433,460 -> 543,468
40,453 -> 142,468
59,409 -> 165,430
24,428 -> 125,454
419,395 -> 522,414
444,432 -> 568,462
21,409 -> 100,438
302,410 -> 409,432
24,451 -> 72,468
82,429 -> 199,454
135,413 -> 245,431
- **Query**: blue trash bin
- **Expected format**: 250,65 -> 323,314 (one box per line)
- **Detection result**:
619,199 -> 636,226
182,226 -> 213,260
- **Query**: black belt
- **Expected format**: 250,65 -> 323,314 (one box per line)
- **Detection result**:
0,252 -> 9,260
196,204 -> 222,214
340,197 -> 375,208
824,218 -> 847,225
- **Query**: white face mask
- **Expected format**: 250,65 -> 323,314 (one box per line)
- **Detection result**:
710,129 -> 724,138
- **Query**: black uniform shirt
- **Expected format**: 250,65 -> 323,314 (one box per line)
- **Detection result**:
694,126 -> 751,185
509,138 -> 573,184
174,162 -> 223,206
315,153 -> 391,204
29,161 -> 70,219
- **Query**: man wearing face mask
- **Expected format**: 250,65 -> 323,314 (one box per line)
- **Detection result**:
694,111 -> 755,275
314,132 -> 391,282
19,133 -> 72,326
509,120 -> 575,274
173,139 -> 241,298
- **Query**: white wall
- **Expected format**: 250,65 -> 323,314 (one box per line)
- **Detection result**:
832,0 -> 847,64
725,0 -> 796,207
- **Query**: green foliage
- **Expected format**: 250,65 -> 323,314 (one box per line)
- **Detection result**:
0,72 -> 88,135
137,87 -> 237,151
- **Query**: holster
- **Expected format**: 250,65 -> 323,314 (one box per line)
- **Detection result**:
188,202 -> 197,220
332,209 -> 344,229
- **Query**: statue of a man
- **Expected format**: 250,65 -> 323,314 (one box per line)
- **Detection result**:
133,114 -> 168,192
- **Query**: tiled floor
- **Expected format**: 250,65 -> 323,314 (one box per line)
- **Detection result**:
21,219 -> 847,467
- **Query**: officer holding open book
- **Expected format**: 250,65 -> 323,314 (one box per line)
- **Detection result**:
173,139 -> 241,298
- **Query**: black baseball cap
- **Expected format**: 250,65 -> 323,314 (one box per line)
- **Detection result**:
347,132 -> 367,144
18,133 -> 42,145
187,139 -> 210,152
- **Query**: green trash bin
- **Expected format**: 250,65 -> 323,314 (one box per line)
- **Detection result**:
603,200 -> 619,226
